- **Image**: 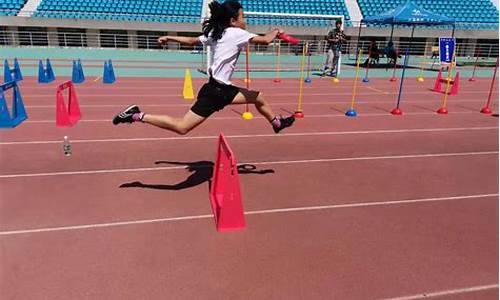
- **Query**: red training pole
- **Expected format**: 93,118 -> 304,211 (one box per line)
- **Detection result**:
480,56 -> 499,114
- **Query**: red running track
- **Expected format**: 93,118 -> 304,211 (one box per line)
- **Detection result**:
0,76 -> 498,299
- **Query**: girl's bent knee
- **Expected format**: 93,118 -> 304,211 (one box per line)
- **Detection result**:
256,92 -> 266,104
176,127 -> 190,135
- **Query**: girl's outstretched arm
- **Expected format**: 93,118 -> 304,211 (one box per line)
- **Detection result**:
250,29 -> 283,45
158,36 -> 201,46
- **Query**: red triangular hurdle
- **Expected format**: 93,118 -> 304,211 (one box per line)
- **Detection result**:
433,68 -> 460,95
209,133 -> 245,232
56,81 -> 81,127
449,71 -> 460,95
432,68 -> 443,92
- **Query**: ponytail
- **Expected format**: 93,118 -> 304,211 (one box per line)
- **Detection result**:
202,0 -> 242,41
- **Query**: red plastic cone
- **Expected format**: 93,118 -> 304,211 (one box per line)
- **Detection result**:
56,81 -> 81,127
437,107 -> 448,114
391,107 -> 403,115
209,134 -> 245,232
433,68 -> 443,92
449,72 -> 460,95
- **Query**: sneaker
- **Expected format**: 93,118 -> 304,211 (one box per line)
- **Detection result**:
113,105 -> 141,125
273,115 -> 295,133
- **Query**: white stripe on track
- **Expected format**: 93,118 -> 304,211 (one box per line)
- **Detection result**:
0,194 -> 496,236
380,284 -> 499,300
0,151 -> 497,178
1,126 -> 498,146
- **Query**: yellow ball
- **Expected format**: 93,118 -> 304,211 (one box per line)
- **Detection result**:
333,78 -> 340,83
417,77 -> 424,82
242,112 -> 254,120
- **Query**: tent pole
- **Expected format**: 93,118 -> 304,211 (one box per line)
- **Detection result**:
356,22 -> 363,55
409,25 -> 415,47
394,25 -> 415,110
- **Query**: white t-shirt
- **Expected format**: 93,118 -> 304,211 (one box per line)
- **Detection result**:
199,27 -> 257,85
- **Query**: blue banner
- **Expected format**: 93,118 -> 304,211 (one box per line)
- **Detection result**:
439,38 -> 456,63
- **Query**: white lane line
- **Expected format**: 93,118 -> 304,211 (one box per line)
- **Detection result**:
0,151 -> 497,178
380,284 -> 499,300
1,126 -> 498,146
0,194 -> 496,236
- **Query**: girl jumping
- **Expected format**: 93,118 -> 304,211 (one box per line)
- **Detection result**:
113,0 -> 295,134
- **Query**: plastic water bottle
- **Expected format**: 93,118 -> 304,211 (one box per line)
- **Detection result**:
63,136 -> 72,156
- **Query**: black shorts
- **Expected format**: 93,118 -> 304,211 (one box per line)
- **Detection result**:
190,77 -> 240,118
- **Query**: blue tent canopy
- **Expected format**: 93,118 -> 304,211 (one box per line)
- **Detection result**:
355,1 -> 456,117
362,0 -> 455,25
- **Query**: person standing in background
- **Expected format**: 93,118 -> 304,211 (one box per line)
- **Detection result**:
322,20 -> 346,77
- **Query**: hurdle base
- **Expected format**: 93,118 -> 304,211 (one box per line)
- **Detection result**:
480,107 -> 492,114
389,77 -> 397,82
294,111 -> 304,118
242,112 -> 254,120
391,108 -> 403,115
345,109 -> 357,117
468,77 -> 476,82
436,107 -> 448,114
438,90 -> 456,96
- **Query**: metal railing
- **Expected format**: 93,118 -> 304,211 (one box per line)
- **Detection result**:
0,30 -> 498,58
2,9 -> 499,28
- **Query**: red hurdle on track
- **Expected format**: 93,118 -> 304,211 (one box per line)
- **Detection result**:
56,81 -> 81,127
432,68 -> 460,96
480,56 -> 499,114
209,133 -> 245,232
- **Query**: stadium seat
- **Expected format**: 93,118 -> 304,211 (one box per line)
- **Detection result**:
32,0 -> 203,23
1,0 -> 496,29
0,0 -> 27,16
239,0 -> 352,27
